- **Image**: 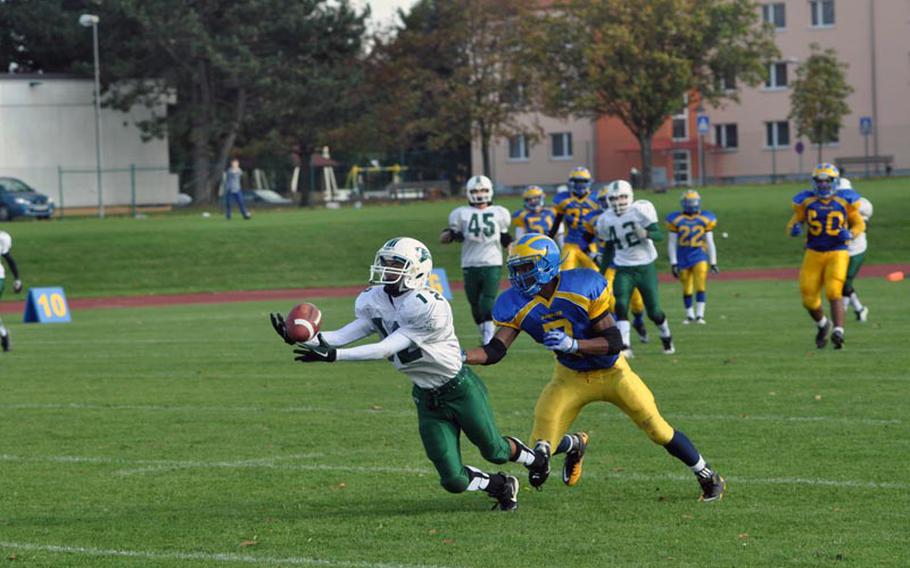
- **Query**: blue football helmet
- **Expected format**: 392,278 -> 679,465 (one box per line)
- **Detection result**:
681,190 -> 701,214
812,163 -> 839,199
507,233 -> 561,297
567,166 -> 592,198
523,185 -> 546,211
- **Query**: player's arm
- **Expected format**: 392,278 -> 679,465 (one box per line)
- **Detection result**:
270,314 -> 374,347
463,326 -> 520,366
846,207 -> 866,239
667,232 -> 679,277
439,228 -> 463,244
294,328 -> 414,363
548,213 -> 564,239
638,222 -> 664,242
1,252 -> 22,292
787,202 -> 806,236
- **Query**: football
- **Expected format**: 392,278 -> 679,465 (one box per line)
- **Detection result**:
285,303 -> 322,343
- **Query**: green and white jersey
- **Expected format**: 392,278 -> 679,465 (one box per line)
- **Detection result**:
0,231 -> 11,279
448,205 -> 511,268
354,286 -> 462,389
594,200 -> 659,267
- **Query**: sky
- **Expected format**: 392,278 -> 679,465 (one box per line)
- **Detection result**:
354,0 -> 416,28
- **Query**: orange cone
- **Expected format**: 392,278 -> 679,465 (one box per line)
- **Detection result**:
886,271 -> 904,282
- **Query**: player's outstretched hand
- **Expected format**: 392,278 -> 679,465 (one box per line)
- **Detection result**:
789,224 -> 802,237
543,330 -> 578,354
710,264 -> 720,274
293,336 -> 337,363
671,264 -> 680,279
269,313 -> 294,345
837,228 -> 853,243
13,279 -> 22,293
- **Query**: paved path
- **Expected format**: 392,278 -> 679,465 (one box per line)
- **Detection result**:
1,263 -> 906,314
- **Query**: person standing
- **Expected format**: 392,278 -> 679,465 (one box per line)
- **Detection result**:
0,230 -> 23,352
224,159 -> 251,220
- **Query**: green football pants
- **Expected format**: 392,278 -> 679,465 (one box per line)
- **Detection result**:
412,366 -> 511,493
462,266 -> 502,324
844,252 -> 866,294
613,263 -> 665,323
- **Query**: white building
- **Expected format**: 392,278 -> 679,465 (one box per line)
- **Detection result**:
0,74 -> 178,209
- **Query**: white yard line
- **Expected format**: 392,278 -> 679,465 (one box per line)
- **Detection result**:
0,541 -> 458,568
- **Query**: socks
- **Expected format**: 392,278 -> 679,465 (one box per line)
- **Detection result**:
817,316 -> 829,329
689,456 -> 716,480
849,292 -> 864,313
683,295 -> 693,309
834,326 -> 844,336
696,302 -> 706,319
616,320 -> 631,348
685,306 -> 695,320
632,312 -> 645,328
657,318 -> 671,339
506,436 -> 537,466
479,321 -> 495,345
554,434 -> 576,455
663,430 -> 714,478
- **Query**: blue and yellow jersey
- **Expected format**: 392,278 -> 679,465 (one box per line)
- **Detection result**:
836,188 -> 862,205
665,210 -> 717,269
553,193 -> 599,246
512,207 -> 557,235
790,190 -> 864,252
493,268 -> 618,372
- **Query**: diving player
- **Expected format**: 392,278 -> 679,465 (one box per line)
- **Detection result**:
549,167 -> 599,270
271,237 -> 536,511
665,190 -> 719,324
0,230 -> 23,352
836,178 -> 872,322
787,164 -> 865,349
440,175 -> 513,345
512,186 -> 559,241
463,234 -> 726,502
594,180 -> 674,356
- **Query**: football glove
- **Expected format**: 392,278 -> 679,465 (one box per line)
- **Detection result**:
671,264 -> 680,279
294,335 -> 337,363
543,330 -> 578,354
789,224 -> 802,237
13,279 -> 22,293
269,313 -> 294,345
837,228 -> 853,243
710,264 -> 720,274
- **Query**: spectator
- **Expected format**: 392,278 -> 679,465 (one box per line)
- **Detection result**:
225,159 -> 251,220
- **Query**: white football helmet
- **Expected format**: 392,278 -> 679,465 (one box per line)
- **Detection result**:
605,179 -> 634,215
369,237 -> 433,291
466,175 -> 494,205
857,197 -> 873,222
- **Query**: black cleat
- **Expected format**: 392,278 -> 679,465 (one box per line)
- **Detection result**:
661,336 -> 675,355
632,318 -> 649,343
815,321 -> 831,349
528,442 -> 551,489
831,329 -> 844,350
1,333 -> 8,352
562,432 -> 589,486
489,474 -> 519,511
698,472 -> 726,502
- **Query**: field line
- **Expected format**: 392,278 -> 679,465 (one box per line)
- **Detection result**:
0,402 -> 900,425
0,541 -> 459,568
0,453 -> 906,490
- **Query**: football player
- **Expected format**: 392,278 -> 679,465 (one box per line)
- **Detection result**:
836,178 -> 872,322
549,167 -> 599,270
787,164 -> 865,349
512,186 -> 559,241
594,180 -> 674,356
0,230 -> 23,352
440,176 -> 513,345
463,234 -> 726,502
666,190 -> 719,324
271,237 -> 536,511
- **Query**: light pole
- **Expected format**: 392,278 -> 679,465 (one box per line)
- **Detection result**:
80,13 -> 104,219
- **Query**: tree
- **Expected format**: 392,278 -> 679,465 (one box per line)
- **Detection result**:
530,0 -> 778,188
789,43 -> 853,163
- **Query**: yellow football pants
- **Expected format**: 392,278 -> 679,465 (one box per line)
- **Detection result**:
530,356 -> 675,450
799,249 -> 849,309
560,243 -> 599,271
605,267 -> 645,315
680,261 -> 709,296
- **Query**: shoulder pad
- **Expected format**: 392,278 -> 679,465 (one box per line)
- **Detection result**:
837,189 -> 861,203
701,210 -> 717,222
793,190 -> 815,205
399,290 -> 445,331
492,288 -> 525,327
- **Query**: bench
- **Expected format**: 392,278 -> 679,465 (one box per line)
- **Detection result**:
834,155 -> 893,175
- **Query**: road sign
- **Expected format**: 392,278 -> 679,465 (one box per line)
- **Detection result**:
696,115 -> 710,135
860,116 -> 873,135
794,141 -> 805,155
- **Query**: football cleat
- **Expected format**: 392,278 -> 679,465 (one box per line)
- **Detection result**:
815,320 -> 831,349
661,336 -> 675,354
682,317 -> 695,325
695,317 -> 706,325
856,306 -> 869,322
632,318 -> 649,343
489,474 -> 519,511
698,472 -> 726,502
831,329 -> 845,350
562,432 -> 589,487
1,333 -> 8,352
528,442 -> 551,489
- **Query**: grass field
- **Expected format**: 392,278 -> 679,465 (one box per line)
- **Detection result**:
2,278 -> 908,566
5,177 -> 909,298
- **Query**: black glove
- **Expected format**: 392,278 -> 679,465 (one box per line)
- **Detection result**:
294,335 -> 337,363
710,264 -> 720,274
13,279 -> 22,293
671,264 -> 680,279
269,313 -> 294,344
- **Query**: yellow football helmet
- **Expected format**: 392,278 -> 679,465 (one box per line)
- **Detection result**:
811,163 -> 839,198
681,190 -> 701,214
522,185 -> 545,211
568,166 -> 593,197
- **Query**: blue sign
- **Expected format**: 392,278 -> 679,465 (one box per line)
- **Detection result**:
23,287 -> 72,323
696,115 -> 710,134
859,116 -> 873,135
428,269 -> 453,300
795,141 -> 805,155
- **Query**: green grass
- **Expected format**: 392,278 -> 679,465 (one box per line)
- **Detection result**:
1,278 -> 908,566
5,177 -> 909,298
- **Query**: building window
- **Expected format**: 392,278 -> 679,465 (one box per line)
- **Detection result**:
508,134 -> 529,160
765,121 -> 790,148
762,3 -> 786,29
810,0 -> 835,27
671,95 -> 689,141
717,70 -> 737,92
672,150 -> 692,186
550,132 -> 573,159
714,124 -> 739,149
765,62 -> 788,88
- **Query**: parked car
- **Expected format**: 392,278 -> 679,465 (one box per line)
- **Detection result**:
0,177 -> 55,220
241,189 -> 293,205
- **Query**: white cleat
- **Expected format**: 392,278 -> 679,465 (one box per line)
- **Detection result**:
696,317 -> 706,325
683,317 -> 695,325
660,336 -> 675,354
857,306 -> 869,323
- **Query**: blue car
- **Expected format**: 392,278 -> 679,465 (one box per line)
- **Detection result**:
0,177 -> 55,220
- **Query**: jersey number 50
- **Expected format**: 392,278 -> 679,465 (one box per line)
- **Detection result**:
807,209 -> 845,237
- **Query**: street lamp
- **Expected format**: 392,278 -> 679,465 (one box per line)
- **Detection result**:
79,13 -> 104,219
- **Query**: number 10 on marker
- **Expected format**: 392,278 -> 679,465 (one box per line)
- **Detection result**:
23,287 -> 72,323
